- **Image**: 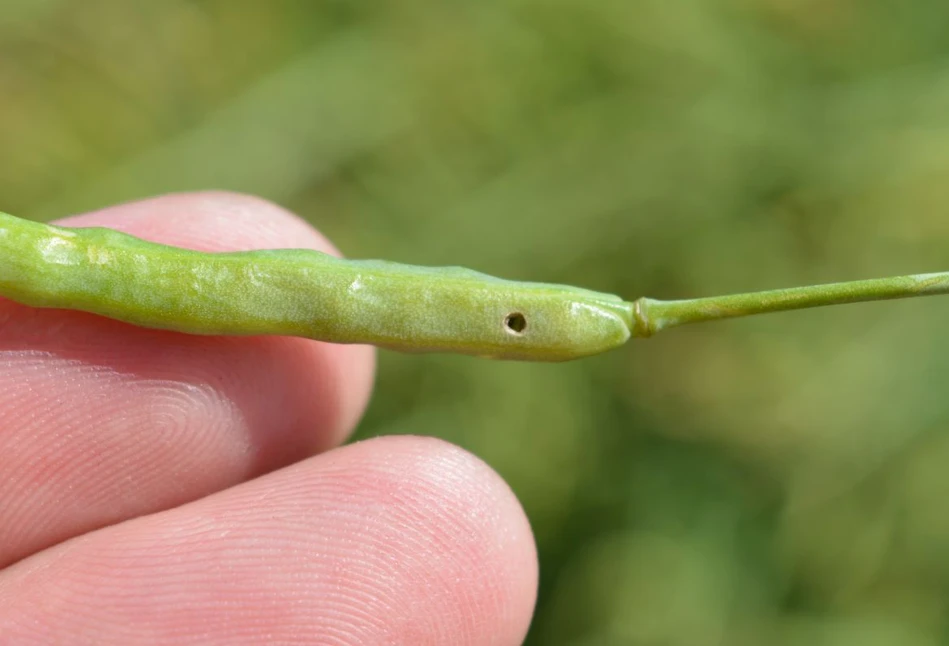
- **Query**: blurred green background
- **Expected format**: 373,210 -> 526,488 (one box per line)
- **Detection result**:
8,1 -> 949,643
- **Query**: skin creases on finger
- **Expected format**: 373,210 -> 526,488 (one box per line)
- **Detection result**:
0,436 -> 539,646
0,191 -> 375,570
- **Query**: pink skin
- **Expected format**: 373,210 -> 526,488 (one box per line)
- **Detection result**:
0,193 -> 538,645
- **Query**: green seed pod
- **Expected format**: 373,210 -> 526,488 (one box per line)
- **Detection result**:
0,212 -> 633,362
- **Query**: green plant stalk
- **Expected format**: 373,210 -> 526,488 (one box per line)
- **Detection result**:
628,272 -> 949,338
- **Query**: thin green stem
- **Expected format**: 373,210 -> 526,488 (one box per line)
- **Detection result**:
628,271 -> 949,338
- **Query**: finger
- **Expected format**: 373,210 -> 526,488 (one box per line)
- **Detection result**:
0,191 -> 375,568
0,436 -> 538,646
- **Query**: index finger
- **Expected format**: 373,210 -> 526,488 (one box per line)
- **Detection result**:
0,191 -> 376,568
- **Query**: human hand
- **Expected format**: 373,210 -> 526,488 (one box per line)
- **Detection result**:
0,192 -> 538,645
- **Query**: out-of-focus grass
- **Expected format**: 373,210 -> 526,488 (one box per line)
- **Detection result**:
6,1 -> 949,643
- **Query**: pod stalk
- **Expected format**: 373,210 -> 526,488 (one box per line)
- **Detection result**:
628,271 -> 949,338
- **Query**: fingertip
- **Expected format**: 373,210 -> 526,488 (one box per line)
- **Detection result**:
0,435 -> 539,645
54,190 -> 376,443
0,192 -> 377,566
